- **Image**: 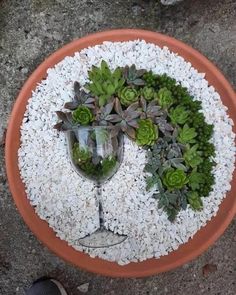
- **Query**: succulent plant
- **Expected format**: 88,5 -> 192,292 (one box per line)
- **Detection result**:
53,62 -> 216,223
95,98 -> 115,126
157,87 -> 174,109
138,97 -> 161,120
64,81 -> 95,110
122,64 -> 146,86
143,71 -> 157,87
141,86 -> 157,101
118,86 -> 139,106
101,156 -> 117,175
72,143 -> 91,164
72,106 -> 94,125
188,170 -> 204,190
105,98 -> 141,139
136,118 -> 158,146
187,191 -> 203,211
155,116 -> 174,135
54,111 -> 76,131
162,168 -> 188,190
177,124 -> 197,144
86,60 -> 125,106
169,105 -> 190,125
184,145 -> 203,168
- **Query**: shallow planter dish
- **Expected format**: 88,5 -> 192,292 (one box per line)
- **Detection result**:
5,29 -> 236,277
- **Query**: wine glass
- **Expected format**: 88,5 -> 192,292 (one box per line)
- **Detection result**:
67,126 -> 127,248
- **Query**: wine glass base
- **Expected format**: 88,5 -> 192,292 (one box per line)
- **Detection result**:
78,229 -> 127,248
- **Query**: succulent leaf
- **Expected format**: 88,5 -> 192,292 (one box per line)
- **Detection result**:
86,60 -> 125,106
157,87 -> 174,109
122,64 -> 146,86
178,124 -> 197,144
136,119 -> 158,146
162,168 -> 188,190
184,145 -> 203,168
72,106 -> 94,125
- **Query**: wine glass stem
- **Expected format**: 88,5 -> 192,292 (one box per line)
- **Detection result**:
96,184 -> 105,229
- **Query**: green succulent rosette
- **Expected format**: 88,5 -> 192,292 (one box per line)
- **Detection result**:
72,106 -> 94,125
136,119 -> 158,146
169,105 -> 190,125
157,87 -> 174,109
72,143 -> 91,164
118,86 -> 139,106
187,191 -> 203,211
141,86 -> 157,101
162,168 -> 188,190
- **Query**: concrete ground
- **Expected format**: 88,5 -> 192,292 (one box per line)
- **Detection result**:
0,0 -> 236,294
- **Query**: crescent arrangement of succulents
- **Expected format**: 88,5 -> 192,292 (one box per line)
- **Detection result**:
54,60 -> 216,222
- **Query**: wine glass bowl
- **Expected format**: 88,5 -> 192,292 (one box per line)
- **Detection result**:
67,126 -> 127,248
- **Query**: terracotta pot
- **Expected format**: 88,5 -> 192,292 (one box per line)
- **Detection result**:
5,29 -> 236,278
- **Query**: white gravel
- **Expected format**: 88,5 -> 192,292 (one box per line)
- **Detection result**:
18,40 -> 235,265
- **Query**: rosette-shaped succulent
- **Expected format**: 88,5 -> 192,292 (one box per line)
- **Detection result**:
72,106 -> 94,125
157,87 -> 174,109
162,168 -> 188,190
122,64 -> 146,86
135,119 -> 158,146
118,87 -> 139,106
86,60 -> 125,106
187,191 -> 203,211
169,105 -> 190,125
72,143 -> 91,164
139,98 -> 163,120
184,145 -> 203,168
64,81 -> 95,110
178,124 -> 197,144
106,98 -> 141,140
141,86 -> 157,101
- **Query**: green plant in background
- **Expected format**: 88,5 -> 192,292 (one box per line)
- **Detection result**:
184,145 -> 203,168
86,60 -> 125,106
72,143 -> 91,164
157,87 -> 174,109
188,170 -> 204,190
169,105 -> 190,125
141,86 -> 157,101
72,105 -> 94,125
101,156 -> 117,175
136,119 -> 158,146
187,191 -> 203,211
54,62 -> 216,222
118,86 -> 139,106
178,124 -> 197,144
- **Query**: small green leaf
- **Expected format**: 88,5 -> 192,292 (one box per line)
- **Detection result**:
188,170 -> 204,190
169,106 -> 190,125
178,124 -> 197,144
184,145 -> 203,168
187,191 -> 203,211
99,95 -> 108,107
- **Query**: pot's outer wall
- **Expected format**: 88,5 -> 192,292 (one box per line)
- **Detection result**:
5,29 -> 236,278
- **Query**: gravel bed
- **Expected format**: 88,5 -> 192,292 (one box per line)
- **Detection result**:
18,40 -> 235,265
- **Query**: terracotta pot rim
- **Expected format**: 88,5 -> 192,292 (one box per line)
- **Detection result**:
5,29 -> 236,278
